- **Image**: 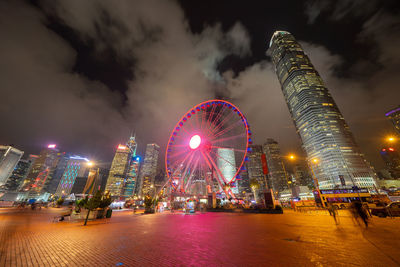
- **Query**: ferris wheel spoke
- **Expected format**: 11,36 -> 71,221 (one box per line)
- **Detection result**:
169,150 -> 193,177
209,149 -> 240,172
210,145 -> 246,153
180,151 -> 195,190
205,103 -> 218,133
184,157 -> 200,192
208,106 -> 234,137
168,148 -> 190,159
208,104 -> 226,134
204,151 -> 228,184
211,133 -> 246,144
212,119 -> 244,139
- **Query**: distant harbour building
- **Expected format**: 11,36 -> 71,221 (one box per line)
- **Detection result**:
20,144 -> 60,194
217,148 -> 238,194
386,106 -> 400,134
55,156 -> 89,197
122,135 -> 140,198
380,147 -> 400,179
246,145 -> 267,192
2,155 -> 36,192
269,31 -> 377,189
105,144 -> 131,197
0,145 -> 24,187
138,144 -> 160,196
263,139 -> 288,193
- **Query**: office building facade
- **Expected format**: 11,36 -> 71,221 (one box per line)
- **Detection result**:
386,106 -> 400,134
0,145 -> 24,187
2,156 -> 34,192
263,139 -> 288,193
55,156 -> 89,197
269,31 -> 377,189
138,144 -> 160,196
246,145 -> 267,192
105,144 -> 131,197
380,147 -> 400,179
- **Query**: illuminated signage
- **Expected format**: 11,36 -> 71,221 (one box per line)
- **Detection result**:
117,144 -> 128,150
48,144 -> 56,149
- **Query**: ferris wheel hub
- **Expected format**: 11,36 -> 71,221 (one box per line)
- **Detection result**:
189,135 -> 201,149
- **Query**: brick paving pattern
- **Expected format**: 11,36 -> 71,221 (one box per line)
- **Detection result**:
0,208 -> 399,266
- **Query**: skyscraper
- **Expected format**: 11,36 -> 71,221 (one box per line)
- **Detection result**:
263,139 -> 288,193
246,145 -> 266,192
2,155 -> 35,192
0,145 -> 24,187
386,106 -> 400,134
105,144 -> 131,197
269,31 -> 377,189
20,145 -> 60,194
55,156 -> 89,197
122,135 -> 140,198
138,143 -> 159,196
217,148 -> 238,194
380,147 -> 400,179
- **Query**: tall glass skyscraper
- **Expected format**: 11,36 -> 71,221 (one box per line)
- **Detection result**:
0,145 -> 24,187
217,148 -> 238,194
138,143 -> 159,196
269,31 -> 377,189
386,106 -> 400,134
263,139 -> 288,193
105,144 -> 131,197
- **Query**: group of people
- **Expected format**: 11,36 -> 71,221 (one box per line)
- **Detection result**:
327,201 -> 371,227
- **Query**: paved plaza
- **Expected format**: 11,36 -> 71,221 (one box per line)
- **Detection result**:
0,208 -> 399,267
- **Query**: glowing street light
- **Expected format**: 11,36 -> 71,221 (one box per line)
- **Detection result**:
386,136 -> 396,143
288,154 -> 296,160
87,161 -> 94,167
312,158 -> 319,164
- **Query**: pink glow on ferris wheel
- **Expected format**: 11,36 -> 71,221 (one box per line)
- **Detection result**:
189,135 -> 201,149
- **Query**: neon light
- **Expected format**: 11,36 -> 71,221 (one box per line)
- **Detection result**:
69,156 -> 89,161
388,147 -> 395,152
48,144 -> 56,148
385,107 -> 400,116
189,135 -> 201,149
117,144 -> 127,150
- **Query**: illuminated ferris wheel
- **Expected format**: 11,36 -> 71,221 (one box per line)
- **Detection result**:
165,100 -> 251,198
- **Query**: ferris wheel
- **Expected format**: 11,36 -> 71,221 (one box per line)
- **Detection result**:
165,100 -> 251,199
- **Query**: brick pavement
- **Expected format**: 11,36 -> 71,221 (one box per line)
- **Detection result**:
0,208 -> 399,266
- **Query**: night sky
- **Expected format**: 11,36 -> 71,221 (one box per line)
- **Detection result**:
0,0 -> 399,170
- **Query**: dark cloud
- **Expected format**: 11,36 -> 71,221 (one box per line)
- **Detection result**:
0,0 -> 398,171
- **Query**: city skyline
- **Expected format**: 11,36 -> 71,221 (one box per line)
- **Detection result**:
0,1 -> 399,170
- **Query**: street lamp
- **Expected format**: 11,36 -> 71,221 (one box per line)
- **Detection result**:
386,136 -> 396,143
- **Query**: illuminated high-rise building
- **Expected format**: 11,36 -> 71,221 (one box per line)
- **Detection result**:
217,148 -> 238,194
105,144 -> 131,197
0,145 -> 24,187
122,135 -> 140,198
380,147 -> 400,179
386,106 -> 400,134
246,145 -> 266,191
269,31 -> 377,189
2,155 -> 36,192
55,156 -> 89,197
138,143 -> 160,196
263,139 -> 288,193
20,144 -> 60,194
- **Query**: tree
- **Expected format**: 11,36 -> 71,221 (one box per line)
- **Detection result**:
249,179 -> 260,203
99,192 -> 112,209
83,190 -> 102,226
56,197 -> 64,207
144,194 -> 155,214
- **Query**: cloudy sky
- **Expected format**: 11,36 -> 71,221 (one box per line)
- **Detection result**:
0,0 -> 399,169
